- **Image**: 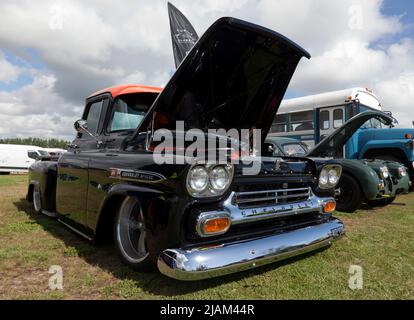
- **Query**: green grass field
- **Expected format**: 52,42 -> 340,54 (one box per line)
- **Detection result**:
0,175 -> 413,299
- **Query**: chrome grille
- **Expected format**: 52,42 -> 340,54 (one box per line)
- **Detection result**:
233,187 -> 311,209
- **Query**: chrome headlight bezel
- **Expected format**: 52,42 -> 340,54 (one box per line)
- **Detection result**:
318,164 -> 342,189
379,166 -> 389,179
186,163 -> 234,198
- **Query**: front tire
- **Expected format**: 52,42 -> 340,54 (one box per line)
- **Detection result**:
335,173 -> 364,213
113,197 -> 154,271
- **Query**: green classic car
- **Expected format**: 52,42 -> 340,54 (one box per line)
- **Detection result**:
266,111 -> 410,212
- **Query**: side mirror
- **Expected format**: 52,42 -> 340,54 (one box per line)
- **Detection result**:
73,119 -> 103,147
74,119 -> 88,133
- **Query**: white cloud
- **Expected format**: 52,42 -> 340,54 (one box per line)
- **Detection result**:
0,51 -> 21,83
0,0 -> 412,138
0,74 -> 80,139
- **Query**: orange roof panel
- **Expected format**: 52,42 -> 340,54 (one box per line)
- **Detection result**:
88,84 -> 162,99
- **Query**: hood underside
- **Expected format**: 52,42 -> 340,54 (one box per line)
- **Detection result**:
137,17 -> 310,139
307,111 -> 393,158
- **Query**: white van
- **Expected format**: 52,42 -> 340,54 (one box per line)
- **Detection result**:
0,144 -> 49,174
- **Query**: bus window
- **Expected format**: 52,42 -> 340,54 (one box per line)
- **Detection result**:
271,114 -> 287,133
289,111 -> 313,132
319,110 -> 330,130
333,109 -> 344,128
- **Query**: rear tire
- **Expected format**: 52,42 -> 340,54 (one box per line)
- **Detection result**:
113,196 -> 155,271
32,184 -> 42,214
335,173 -> 364,213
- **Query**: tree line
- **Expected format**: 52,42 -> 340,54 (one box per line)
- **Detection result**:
0,138 -> 70,149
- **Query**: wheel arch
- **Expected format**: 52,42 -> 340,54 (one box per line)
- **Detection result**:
94,184 -> 164,243
26,180 -> 40,203
340,169 -> 367,200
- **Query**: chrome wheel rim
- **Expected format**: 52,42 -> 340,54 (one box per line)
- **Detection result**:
33,184 -> 41,213
116,197 -> 149,263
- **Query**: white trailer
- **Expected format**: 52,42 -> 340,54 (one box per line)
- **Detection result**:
0,144 -> 49,174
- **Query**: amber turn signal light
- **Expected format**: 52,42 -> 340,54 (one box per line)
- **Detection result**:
323,201 -> 336,213
203,217 -> 231,235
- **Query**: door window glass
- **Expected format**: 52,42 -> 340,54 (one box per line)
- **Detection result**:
27,151 -> 39,160
86,100 -> 103,134
319,110 -> 330,130
333,109 -> 344,128
272,145 -> 284,157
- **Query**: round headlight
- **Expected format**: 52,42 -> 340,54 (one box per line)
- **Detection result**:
188,166 -> 208,192
319,169 -> 329,186
210,166 -> 230,191
380,166 -> 389,179
328,169 -> 339,185
398,167 -> 407,177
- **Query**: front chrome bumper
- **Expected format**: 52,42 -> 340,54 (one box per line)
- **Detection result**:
158,217 -> 344,281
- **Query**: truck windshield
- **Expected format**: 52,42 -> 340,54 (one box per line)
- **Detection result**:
108,93 -> 157,132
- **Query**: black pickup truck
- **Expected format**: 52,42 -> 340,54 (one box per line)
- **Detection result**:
26,17 -> 344,281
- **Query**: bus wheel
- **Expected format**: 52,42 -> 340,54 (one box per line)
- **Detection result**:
367,197 -> 396,207
335,173 -> 363,213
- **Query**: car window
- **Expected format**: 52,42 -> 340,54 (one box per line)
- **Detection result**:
37,150 -> 49,156
85,100 -> 104,134
272,145 -> 284,157
27,151 -> 39,160
282,143 -> 308,156
107,95 -> 154,132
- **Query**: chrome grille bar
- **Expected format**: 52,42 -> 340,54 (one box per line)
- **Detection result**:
234,187 -> 311,208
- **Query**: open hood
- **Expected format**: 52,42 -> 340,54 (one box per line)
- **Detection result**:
137,17 -> 310,140
307,111 -> 393,158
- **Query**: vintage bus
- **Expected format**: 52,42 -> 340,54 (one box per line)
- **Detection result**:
269,88 -> 414,184
270,87 -> 383,152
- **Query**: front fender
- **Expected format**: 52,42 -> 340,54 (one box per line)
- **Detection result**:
337,159 -> 382,200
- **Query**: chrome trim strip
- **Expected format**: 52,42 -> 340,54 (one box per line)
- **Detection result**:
158,217 -> 345,281
235,187 -> 310,197
221,189 -> 334,225
58,219 -> 93,241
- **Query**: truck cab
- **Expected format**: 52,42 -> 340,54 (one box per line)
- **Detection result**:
345,118 -> 414,183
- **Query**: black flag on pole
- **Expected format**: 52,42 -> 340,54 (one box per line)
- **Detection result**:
168,2 -> 199,68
